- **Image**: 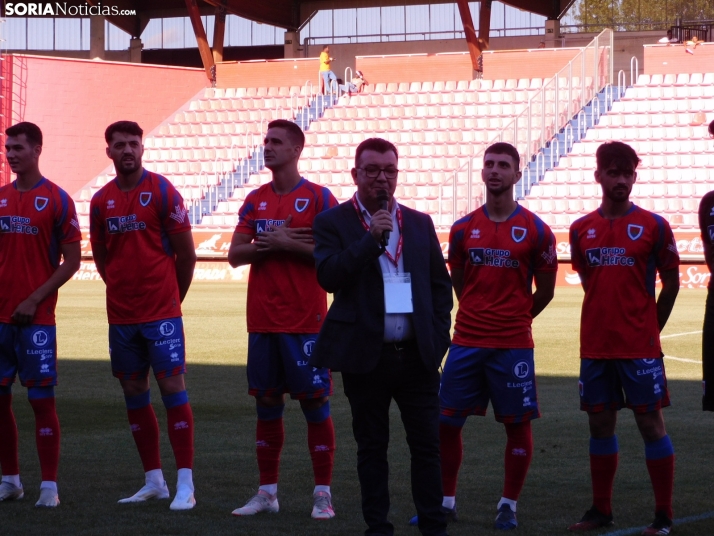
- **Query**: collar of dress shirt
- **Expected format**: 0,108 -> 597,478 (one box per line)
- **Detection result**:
355,194 -> 398,224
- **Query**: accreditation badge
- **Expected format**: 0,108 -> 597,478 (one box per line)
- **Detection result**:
383,272 -> 413,314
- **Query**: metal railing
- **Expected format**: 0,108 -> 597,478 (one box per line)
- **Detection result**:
194,79 -> 340,226
438,28 -> 614,227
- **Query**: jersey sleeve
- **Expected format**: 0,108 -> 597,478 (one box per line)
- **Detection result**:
89,193 -> 105,244
699,192 -> 714,245
447,221 -> 466,269
533,222 -> 558,273
569,222 -> 584,273
55,190 -> 82,244
235,190 -> 258,236
158,179 -> 192,235
653,217 -> 680,272
318,187 -> 338,212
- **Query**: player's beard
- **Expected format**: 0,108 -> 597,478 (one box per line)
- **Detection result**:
115,157 -> 141,175
604,185 -> 631,203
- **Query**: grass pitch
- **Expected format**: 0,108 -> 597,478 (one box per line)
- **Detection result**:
3,282 -> 711,535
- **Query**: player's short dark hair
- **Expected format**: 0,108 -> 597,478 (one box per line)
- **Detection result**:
596,141 -> 641,171
267,119 -> 305,147
484,142 -> 520,170
5,122 -> 43,147
355,137 -> 399,167
105,121 -> 143,145
322,45 -> 329,50
708,119 -> 714,138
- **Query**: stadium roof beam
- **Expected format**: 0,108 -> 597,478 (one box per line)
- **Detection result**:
455,0 -> 481,71
184,0 -> 216,84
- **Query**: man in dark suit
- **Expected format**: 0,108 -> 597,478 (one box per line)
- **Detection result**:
311,138 -> 453,536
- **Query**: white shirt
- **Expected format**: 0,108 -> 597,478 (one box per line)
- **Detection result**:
355,195 -> 414,342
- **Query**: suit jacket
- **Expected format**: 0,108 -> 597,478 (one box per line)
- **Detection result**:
310,200 -> 453,374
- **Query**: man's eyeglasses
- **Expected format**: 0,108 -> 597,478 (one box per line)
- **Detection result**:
358,166 -> 399,179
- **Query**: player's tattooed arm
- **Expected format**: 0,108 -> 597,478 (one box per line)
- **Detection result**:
91,240 -> 108,281
255,214 -> 314,259
656,268 -> 680,332
12,241 -> 81,325
530,271 -> 557,319
168,230 -> 197,303
450,267 -> 464,301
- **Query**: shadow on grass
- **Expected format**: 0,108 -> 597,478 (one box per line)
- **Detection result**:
5,362 -> 714,536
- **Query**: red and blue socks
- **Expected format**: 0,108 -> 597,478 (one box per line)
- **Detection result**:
256,404 -> 285,489
502,421 -> 534,504
589,435 -> 619,516
125,390 -> 161,472
302,401 -> 335,488
439,421 -> 464,499
28,387 -> 60,484
645,435 -> 674,519
162,391 -> 194,471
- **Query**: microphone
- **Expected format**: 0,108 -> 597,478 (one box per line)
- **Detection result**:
376,189 -> 389,248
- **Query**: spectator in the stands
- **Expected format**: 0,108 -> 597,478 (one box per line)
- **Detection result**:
685,35 -> 702,55
658,29 -> 678,44
341,70 -> 368,95
319,45 -> 337,95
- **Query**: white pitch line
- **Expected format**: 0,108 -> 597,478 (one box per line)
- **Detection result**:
660,330 -> 702,339
664,355 -> 702,364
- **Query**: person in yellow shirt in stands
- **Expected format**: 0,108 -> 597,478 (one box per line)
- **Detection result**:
319,45 -> 337,95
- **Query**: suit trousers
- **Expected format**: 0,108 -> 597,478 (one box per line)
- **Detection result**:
703,288 -> 714,411
342,341 -> 447,536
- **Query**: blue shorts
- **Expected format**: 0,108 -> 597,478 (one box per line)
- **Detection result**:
439,345 -> 540,423
579,358 -> 670,414
247,333 -> 332,400
0,323 -> 57,388
109,317 -> 186,380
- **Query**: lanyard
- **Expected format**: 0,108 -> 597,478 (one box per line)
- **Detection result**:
352,194 -> 403,268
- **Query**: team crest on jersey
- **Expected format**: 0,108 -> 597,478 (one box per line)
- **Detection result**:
34,197 -> 49,211
627,224 -> 644,241
708,225 -> 714,243
511,226 -> 527,243
139,192 -> 152,207
294,198 -> 310,213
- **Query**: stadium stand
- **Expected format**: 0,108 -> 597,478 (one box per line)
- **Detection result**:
522,72 -> 713,230
74,77 -> 557,229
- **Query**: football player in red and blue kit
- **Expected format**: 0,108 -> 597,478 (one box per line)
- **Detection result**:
414,142 -> 557,531
699,119 -> 714,411
568,142 -> 680,536
90,121 -> 197,511
228,120 -> 338,519
0,122 -> 81,508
